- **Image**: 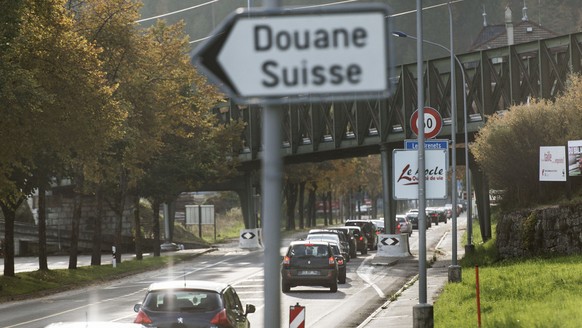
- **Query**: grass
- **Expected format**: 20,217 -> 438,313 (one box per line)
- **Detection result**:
434,216 -> 582,327
0,252 -> 205,302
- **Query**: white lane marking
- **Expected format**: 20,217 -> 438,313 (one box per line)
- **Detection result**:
356,256 -> 386,297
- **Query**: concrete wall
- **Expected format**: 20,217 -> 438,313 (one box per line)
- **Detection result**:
496,204 -> 582,258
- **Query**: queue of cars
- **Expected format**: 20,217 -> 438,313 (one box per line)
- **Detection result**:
280,219 -> 384,293
405,207 -> 451,230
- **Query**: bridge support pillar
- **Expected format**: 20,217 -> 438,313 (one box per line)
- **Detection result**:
237,172 -> 260,229
380,143 -> 396,234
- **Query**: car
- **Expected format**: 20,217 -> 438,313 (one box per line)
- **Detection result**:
396,215 -> 412,236
133,280 -> 255,328
370,219 -> 385,234
45,323 -> 145,328
160,242 -> 182,252
281,240 -> 339,293
305,231 -> 350,262
342,226 -> 368,255
425,207 -> 442,225
345,220 -> 378,250
333,226 -> 358,258
328,242 -> 347,284
405,209 -> 431,229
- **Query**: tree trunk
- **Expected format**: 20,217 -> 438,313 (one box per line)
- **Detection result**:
134,193 -> 143,260
298,182 -> 306,229
91,187 -> 103,266
114,170 -> 128,264
38,184 -> 48,271
285,182 -> 297,231
68,179 -> 83,270
1,197 -> 24,277
322,193 -> 328,226
307,186 -> 315,227
152,199 -> 161,257
327,191 -> 333,225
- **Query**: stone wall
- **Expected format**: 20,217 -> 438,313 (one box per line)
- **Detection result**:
496,204 -> 582,258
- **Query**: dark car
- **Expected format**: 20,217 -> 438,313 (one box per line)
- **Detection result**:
333,226 -> 358,258
133,280 -> 255,328
405,209 -> 431,229
308,229 -> 351,261
345,220 -> 378,250
328,242 -> 347,284
342,226 -> 368,255
281,240 -> 339,293
425,207 -> 441,225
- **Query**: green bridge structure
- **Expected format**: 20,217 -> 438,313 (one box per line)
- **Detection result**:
208,31 -> 582,240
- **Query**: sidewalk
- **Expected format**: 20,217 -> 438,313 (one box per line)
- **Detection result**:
360,221 -> 466,328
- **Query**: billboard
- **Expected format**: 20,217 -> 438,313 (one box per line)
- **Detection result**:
393,149 -> 448,200
539,146 -> 566,181
567,140 -> 582,177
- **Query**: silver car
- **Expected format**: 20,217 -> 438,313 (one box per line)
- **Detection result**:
396,215 -> 412,236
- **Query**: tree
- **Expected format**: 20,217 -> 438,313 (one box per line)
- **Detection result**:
0,0 -> 120,275
472,74 -> 582,207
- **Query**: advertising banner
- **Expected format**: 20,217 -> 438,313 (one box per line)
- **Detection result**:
539,146 -> 566,181
393,149 -> 448,200
567,140 -> 582,177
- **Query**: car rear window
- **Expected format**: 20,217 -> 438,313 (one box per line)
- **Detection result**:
143,290 -> 221,312
290,244 -> 329,257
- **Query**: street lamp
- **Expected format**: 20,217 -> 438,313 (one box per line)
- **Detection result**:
393,24 -> 469,282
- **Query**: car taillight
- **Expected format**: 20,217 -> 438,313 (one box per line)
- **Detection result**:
134,310 -> 153,324
210,309 -> 230,326
328,256 -> 336,267
397,224 -> 401,233
283,255 -> 290,265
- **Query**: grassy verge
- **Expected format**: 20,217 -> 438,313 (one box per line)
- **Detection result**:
435,217 -> 582,327
0,252 -> 207,302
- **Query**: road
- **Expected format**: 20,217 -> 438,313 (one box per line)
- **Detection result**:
0,218 -> 456,328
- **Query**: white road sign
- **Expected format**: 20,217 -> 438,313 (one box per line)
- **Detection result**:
393,149 -> 448,200
191,5 -> 392,104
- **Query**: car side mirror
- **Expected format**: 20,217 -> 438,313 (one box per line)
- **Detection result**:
246,304 -> 256,315
133,304 -> 141,312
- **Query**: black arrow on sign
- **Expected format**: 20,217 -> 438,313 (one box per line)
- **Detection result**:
381,237 -> 399,246
241,232 -> 256,240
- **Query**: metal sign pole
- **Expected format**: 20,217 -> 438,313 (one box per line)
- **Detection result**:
261,2 -> 282,327
413,0 -> 434,326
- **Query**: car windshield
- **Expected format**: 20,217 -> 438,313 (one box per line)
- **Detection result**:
143,290 -> 221,312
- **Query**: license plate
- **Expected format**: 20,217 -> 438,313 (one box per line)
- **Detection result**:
299,270 -> 319,275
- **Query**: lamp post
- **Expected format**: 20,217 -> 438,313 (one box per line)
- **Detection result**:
393,4 -> 468,283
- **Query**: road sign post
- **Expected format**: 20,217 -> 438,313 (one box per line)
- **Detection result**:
289,303 -> 306,328
191,4 -> 393,104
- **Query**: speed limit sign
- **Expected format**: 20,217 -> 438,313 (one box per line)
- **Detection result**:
410,107 -> 443,139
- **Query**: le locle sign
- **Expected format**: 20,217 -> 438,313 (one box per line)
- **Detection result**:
393,149 -> 448,200
191,4 -> 392,104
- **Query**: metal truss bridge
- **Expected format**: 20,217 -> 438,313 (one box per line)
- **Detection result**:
211,32 -> 582,232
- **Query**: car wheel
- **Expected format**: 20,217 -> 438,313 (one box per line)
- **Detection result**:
339,269 -> 346,284
361,248 -> 367,255
330,280 -> 338,292
282,282 -> 290,293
